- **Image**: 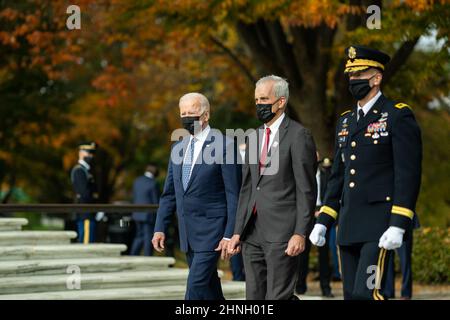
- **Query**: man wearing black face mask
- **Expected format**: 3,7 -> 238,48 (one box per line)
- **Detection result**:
228,75 -> 317,300
70,141 -> 99,244
310,45 -> 422,300
153,93 -> 242,300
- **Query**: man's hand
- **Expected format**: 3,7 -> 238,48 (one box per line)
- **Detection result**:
378,226 -> 405,250
309,224 -> 327,247
152,232 -> 165,253
227,234 -> 241,257
215,238 -> 230,260
285,234 -> 305,256
314,210 -> 321,218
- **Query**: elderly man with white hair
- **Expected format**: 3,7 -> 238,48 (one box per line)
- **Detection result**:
228,75 -> 318,300
152,92 -> 242,300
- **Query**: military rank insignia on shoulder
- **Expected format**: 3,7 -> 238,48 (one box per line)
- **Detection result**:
395,102 -> 411,110
340,109 -> 351,116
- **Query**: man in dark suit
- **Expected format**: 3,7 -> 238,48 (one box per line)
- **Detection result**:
296,154 -> 334,297
152,92 -> 242,300
228,75 -> 318,300
130,164 -> 160,256
310,45 -> 422,300
70,141 -> 98,244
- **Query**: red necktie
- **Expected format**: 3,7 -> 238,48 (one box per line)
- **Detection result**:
253,127 -> 271,215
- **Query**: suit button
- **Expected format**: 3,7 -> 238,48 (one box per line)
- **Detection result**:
374,140 -> 378,144
256,187 -> 260,191
386,196 -> 391,201
351,141 -> 356,147
349,182 -> 355,188
350,169 -> 356,175
350,155 -> 356,160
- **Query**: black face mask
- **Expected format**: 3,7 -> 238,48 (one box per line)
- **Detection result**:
256,99 -> 279,123
84,155 -> 94,165
348,74 -> 376,100
181,116 -> 200,135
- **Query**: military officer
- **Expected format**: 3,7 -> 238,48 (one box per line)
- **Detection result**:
309,45 -> 422,300
71,141 -> 99,244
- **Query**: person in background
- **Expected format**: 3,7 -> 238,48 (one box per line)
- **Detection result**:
321,157 -> 341,282
296,153 -> 334,298
71,141 -> 98,244
329,223 -> 342,282
229,142 -> 248,282
384,214 -> 420,299
130,164 -> 160,256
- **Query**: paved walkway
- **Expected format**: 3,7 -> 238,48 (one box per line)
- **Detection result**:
297,280 -> 450,300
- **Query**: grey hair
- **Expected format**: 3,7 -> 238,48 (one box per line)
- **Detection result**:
256,75 -> 289,103
179,92 -> 210,113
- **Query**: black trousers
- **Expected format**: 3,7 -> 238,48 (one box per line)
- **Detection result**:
130,221 -> 155,256
339,241 -> 391,300
384,233 -> 414,298
296,231 -> 332,294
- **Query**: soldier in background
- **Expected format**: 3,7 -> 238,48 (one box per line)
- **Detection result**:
384,214 -> 420,299
296,154 -> 334,297
130,164 -> 161,256
71,142 -> 98,244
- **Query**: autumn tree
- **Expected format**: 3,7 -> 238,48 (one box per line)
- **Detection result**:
142,0 -> 450,153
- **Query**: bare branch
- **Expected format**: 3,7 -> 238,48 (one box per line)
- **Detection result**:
383,37 -> 420,84
209,35 -> 256,84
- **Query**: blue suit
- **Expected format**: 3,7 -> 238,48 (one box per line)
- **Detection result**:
130,174 -> 160,256
155,128 -> 241,300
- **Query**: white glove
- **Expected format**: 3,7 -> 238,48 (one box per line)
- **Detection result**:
309,224 -> 327,247
95,212 -> 105,222
378,226 -> 405,250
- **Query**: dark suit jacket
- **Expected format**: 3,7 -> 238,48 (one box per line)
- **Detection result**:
132,175 -> 160,223
234,115 -> 318,242
70,163 -> 97,220
154,129 -> 242,252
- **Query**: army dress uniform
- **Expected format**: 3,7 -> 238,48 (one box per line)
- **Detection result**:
317,46 -> 422,300
71,142 -> 98,244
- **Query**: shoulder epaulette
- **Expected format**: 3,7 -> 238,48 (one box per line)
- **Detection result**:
395,103 -> 411,110
340,110 -> 351,116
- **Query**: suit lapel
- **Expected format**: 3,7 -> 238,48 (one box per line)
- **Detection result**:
347,108 -> 358,137
250,126 -> 263,186
257,115 -> 290,185
184,130 -> 215,193
174,137 -> 190,187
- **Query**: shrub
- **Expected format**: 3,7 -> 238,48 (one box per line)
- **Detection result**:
412,227 -> 450,284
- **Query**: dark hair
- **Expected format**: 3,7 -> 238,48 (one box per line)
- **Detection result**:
146,164 -> 159,177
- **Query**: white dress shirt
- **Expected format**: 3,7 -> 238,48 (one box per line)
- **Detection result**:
261,112 -> 285,154
144,171 -> 154,179
78,159 -> 90,170
357,90 -> 382,120
183,125 -> 211,180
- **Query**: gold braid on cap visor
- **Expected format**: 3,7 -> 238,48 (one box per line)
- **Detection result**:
344,59 -> 385,73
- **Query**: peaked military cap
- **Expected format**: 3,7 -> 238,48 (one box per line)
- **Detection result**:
344,45 -> 391,73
